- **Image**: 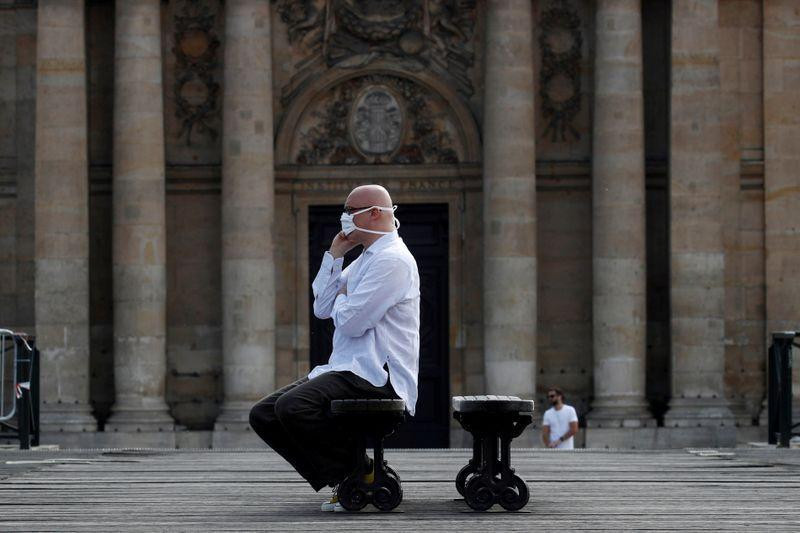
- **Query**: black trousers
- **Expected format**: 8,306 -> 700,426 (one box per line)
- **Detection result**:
249,370 -> 399,491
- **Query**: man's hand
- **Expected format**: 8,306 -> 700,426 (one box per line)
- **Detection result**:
330,231 -> 358,259
547,440 -> 559,449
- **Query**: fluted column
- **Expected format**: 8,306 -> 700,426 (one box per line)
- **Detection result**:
482,0 -> 537,400
588,0 -> 653,428
106,0 -> 174,433
34,0 -> 96,433
763,1 -> 800,417
213,0 -> 276,438
665,0 -> 733,427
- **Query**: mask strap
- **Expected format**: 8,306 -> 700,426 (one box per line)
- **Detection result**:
349,205 -> 400,235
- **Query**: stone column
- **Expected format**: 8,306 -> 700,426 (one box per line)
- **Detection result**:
34,0 -> 96,434
106,0 -> 174,436
482,0 -> 537,400
763,1 -> 800,417
213,0 -> 276,443
665,0 -> 734,428
588,0 -> 653,428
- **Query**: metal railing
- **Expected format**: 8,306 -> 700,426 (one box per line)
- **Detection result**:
767,331 -> 799,448
0,329 -> 39,449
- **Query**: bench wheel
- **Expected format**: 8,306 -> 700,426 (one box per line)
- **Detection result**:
384,462 -> 401,484
338,477 -> 368,511
455,463 -> 477,496
464,476 -> 495,511
498,475 -> 529,511
373,477 -> 402,512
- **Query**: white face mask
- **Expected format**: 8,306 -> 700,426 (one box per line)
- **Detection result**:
340,205 -> 400,236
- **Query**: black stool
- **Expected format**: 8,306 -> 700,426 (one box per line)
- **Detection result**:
331,398 -> 406,512
452,395 -> 534,511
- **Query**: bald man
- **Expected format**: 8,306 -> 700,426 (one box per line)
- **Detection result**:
249,185 -> 421,512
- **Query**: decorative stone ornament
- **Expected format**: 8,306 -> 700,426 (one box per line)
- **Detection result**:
294,74 -> 460,165
350,86 -> 404,156
276,0 -> 477,104
540,0 -> 582,142
173,0 -> 221,146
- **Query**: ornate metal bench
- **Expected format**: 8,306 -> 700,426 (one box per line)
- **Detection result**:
452,395 -> 534,511
331,398 -> 406,512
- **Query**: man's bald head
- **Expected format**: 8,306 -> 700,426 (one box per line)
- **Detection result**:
342,184 -> 397,245
346,184 -> 392,209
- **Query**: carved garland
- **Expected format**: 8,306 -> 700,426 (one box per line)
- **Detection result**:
276,0 -> 477,105
540,1 -> 582,142
173,0 -> 221,146
296,75 -> 458,165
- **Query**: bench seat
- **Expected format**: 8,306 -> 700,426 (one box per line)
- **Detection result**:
331,398 -> 406,415
452,395 -> 534,414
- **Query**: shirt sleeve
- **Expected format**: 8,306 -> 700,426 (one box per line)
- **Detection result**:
312,251 -> 350,319
331,257 -> 411,338
568,406 -> 579,423
542,410 -> 551,427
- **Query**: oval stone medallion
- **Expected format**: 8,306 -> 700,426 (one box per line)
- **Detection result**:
350,87 -> 403,156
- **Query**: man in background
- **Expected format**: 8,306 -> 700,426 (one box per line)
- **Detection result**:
542,386 -> 579,449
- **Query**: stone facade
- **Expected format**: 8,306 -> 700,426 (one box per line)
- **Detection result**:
0,0 -> 794,448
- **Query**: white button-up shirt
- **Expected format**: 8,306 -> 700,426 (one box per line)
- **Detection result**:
309,231 -> 421,415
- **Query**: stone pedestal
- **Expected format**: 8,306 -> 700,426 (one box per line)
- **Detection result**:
106,0 -> 174,435
587,0 -> 653,429
213,0 -> 277,445
34,0 -> 96,433
482,0 -> 537,399
586,427 -> 737,449
664,0 -> 733,428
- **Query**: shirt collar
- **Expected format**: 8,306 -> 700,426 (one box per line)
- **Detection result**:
363,230 -> 398,256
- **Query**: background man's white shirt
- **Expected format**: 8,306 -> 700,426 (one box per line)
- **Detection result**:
543,404 -> 579,449
309,231 -> 421,415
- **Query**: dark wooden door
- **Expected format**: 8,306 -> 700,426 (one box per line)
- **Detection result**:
308,204 -> 450,448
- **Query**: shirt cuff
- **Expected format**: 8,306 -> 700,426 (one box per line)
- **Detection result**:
322,251 -> 344,271
332,293 -> 347,313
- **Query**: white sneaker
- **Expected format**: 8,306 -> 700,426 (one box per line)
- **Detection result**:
321,486 -> 340,512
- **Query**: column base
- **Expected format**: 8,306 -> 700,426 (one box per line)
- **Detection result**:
663,398 -> 735,428
212,402 -> 264,447
105,404 -> 175,433
728,399 -> 756,428
40,403 -> 97,433
213,401 -> 252,429
586,401 -> 656,429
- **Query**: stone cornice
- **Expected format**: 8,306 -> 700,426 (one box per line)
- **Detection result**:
49,160 -> 759,196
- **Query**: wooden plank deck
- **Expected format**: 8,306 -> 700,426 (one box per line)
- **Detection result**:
0,447 -> 798,531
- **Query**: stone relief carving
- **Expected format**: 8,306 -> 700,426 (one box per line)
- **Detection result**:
173,0 -> 221,146
276,0 -> 476,105
295,75 -> 460,165
350,87 -> 404,155
540,0 -> 582,142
